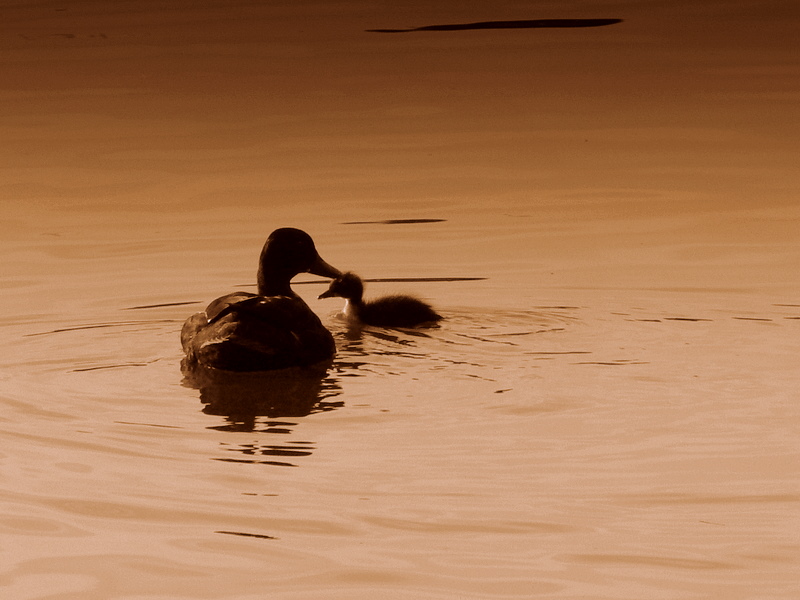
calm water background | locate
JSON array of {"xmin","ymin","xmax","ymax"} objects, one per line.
[{"xmin": 1, "ymin": 1, "xmax": 798, "ymax": 598}]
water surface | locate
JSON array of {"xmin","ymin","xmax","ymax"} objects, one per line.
[{"xmin": 1, "ymin": 1, "xmax": 798, "ymax": 598}]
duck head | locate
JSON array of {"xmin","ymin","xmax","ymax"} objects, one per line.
[
  {"xmin": 318, "ymin": 272, "xmax": 364, "ymax": 302},
  {"xmin": 257, "ymin": 228, "xmax": 342, "ymax": 296}
]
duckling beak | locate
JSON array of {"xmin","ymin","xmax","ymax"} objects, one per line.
[
  {"xmin": 307, "ymin": 254, "xmax": 342, "ymax": 280},
  {"xmin": 318, "ymin": 288, "xmax": 336, "ymax": 300}
]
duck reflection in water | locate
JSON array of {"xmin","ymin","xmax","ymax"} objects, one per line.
[
  {"xmin": 182, "ymin": 361, "xmax": 342, "ymax": 467},
  {"xmin": 182, "ymin": 361, "xmax": 343, "ymax": 432}
]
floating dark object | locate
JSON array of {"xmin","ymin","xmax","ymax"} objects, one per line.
[
  {"xmin": 663, "ymin": 317, "xmax": 713, "ymax": 322},
  {"xmin": 364, "ymin": 276, "xmax": 485, "ymax": 283},
  {"xmin": 124, "ymin": 300, "xmax": 202, "ymax": 310},
  {"xmin": 215, "ymin": 531, "xmax": 278, "ymax": 540},
  {"xmin": 341, "ymin": 219, "xmax": 446, "ymax": 225},
  {"xmin": 292, "ymin": 276, "xmax": 486, "ymax": 285},
  {"xmin": 367, "ymin": 18, "xmax": 623, "ymax": 33}
]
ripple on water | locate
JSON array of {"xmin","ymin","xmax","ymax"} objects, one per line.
[
  {"xmin": 328, "ymin": 306, "xmax": 583, "ymax": 375},
  {"xmin": 2, "ymin": 294, "xmax": 798, "ymax": 599}
]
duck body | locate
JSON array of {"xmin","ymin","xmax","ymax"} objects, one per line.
[
  {"xmin": 319, "ymin": 272, "xmax": 442, "ymax": 328},
  {"xmin": 181, "ymin": 228, "xmax": 341, "ymax": 372}
]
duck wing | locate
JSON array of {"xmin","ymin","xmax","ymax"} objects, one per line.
[
  {"xmin": 181, "ymin": 291, "xmax": 258, "ymax": 355},
  {"xmin": 204, "ymin": 291, "xmax": 260, "ymax": 323},
  {"xmin": 182, "ymin": 294, "xmax": 335, "ymax": 371}
]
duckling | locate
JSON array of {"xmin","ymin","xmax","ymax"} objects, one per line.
[
  {"xmin": 181, "ymin": 228, "xmax": 342, "ymax": 371},
  {"xmin": 319, "ymin": 272, "xmax": 442, "ymax": 328}
]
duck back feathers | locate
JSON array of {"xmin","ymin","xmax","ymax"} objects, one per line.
[{"xmin": 182, "ymin": 294, "xmax": 335, "ymax": 371}]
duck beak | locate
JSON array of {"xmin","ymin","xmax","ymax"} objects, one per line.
[
  {"xmin": 307, "ymin": 254, "xmax": 342, "ymax": 279},
  {"xmin": 318, "ymin": 289, "xmax": 335, "ymax": 299}
]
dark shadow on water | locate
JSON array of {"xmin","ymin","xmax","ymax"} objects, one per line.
[{"xmin": 367, "ymin": 18, "xmax": 623, "ymax": 33}]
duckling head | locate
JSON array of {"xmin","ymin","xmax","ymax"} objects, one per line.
[{"xmin": 318, "ymin": 272, "xmax": 365, "ymax": 302}]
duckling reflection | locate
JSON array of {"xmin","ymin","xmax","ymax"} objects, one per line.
[
  {"xmin": 182, "ymin": 360, "xmax": 343, "ymax": 433},
  {"xmin": 319, "ymin": 272, "xmax": 442, "ymax": 328}
]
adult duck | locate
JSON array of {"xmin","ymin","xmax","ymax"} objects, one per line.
[
  {"xmin": 181, "ymin": 228, "xmax": 342, "ymax": 371},
  {"xmin": 319, "ymin": 271, "xmax": 442, "ymax": 328}
]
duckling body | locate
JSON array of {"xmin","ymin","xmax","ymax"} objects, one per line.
[
  {"xmin": 319, "ymin": 272, "xmax": 442, "ymax": 328},
  {"xmin": 181, "ymin": 228, "xmax": 341, "ymax": 371}
]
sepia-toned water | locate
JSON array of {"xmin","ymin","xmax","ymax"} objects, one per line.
[{"xmin": 1, "ymin": 1, "xmax": 798, "ymax": 598}]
